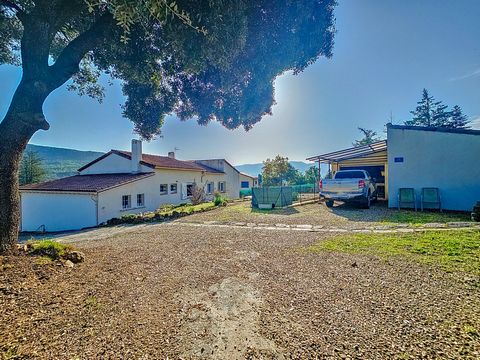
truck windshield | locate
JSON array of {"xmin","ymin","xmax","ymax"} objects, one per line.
[{"xmin": 334, "ymin": 171, "xmax": 365, "ymax": 179}]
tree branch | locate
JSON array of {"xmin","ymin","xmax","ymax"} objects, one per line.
[
  {"xmin": 48, "ymin": 12, "xmax": 115, "ymax": 90},
  {"xmin": 0, "ymin": 0, "xmax": 26, "ymax": 22}
]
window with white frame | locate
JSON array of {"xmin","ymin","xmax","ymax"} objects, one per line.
[
  {"xmin": 218, "ymin": 181, "xmax": 226, "ymax": 193},
  {"xmin": 206, "ymin": 182, "xmax": 214, "ymax": 194},
  {"xmin": 122, "ymin": 195, "xmax": 131, "ymax": 209},
  {"xmin": 160, "ymin": 184, "xmax": 168, "ymax": 195},
  {"xmin": 170, "ymin": 183, "xmax": 177, "ymax": 194},
  {"xmin": 137, "ymin": 193, "xmax": 144, "ymax": 207},
  {"xmin": 186, "ymin": 183, "xmax": 194, "ymax": 197}
]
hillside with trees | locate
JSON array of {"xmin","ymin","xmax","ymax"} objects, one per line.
[{"xmin": 25, "ymin": 145, "xmax": 104, "ymax": 180}]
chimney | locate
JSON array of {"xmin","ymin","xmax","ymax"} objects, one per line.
[
  {"xmin": 168, "ymin": 151, "xmax": 175, "ymax": 159},
  {"xmin": 131, "ymin": 139, "xmax": 142, "ymax": 173}
]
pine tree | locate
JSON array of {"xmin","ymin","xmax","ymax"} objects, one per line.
[
  {"xmin": 448, "ymin": 105, "xmax": 470, "ymax": 129},
  {"xmin": 19, "ymin": 151, "xmax": 46, "ymax": 185},
  {"xmin": 432, "ymin": 102, "xmax": 451, "ymax": 127},
  {"xmin": 406, "ymin": 89, "xmax": 439, "ymax": 127},
  {"xmin": 353, "ymin": 128, "xmax": 379, "ymax": 147}
]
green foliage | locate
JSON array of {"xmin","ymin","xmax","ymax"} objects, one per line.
[
  {"xmin": 381, "ymin": 210, "xmax": 472, "ymax": 225},
  {"xmin": 262, "ymin": 155, "xmax": 301, "ymax": 186},
  {"xmin": 213, "ymin": 192, "xmax": 227, "ymax": 206},
  {"xmin": 114, "ymin": 202, "xmax": 217, "ymax": 224},
  {"xmin": 405, "ymin": 89, "xmax": 470, "ymax": 129},
  {"xmin": 307, "ymin": 230, "xmax": 480, "ymax": 275},
  {"xmin": 353, "ymin": 127, "xmax": 380, "ymax": 147},
  {"xmin": 1, "ymin": 0, "xmax": 337, "ymax": 139},
  {"xmin": 449, "ymin": 105, "xmax": 470, "ymax": 129},
  {"xmin": 27, "ymin": 240, "xmax": 74, "ymax": 260},
  {"xmin": 305, "ymin": 166, "xmax": 319, "ymax": 183},
  {"xmin": 19, "ymin": 151, "xmax": 46, "ymax": 185}
]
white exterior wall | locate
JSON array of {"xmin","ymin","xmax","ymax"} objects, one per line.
[
  {"xmin": 194, "ymin": 160, "xmax": 241, "ymax": 199},
  {"xmin": 239, "ymin": 174, "xmax": 257, "ymax": 188},
  {"xmin": 97, "ymin": 169, "xmax": 225, "ymax": 224},
  {"xmin": 21, "ymin": 192, "xmax": 97, "ymax": 232},
  {"xmin": 387, "ymin": 127, "xmax": 480, "ymax": 211},
  {"xmin": 79, "ymin": 153, "xmax": 152, "ymax": 175}
]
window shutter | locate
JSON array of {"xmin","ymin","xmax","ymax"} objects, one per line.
[{"xmin": 181, "ymin": 183, "xmax": 188, "ymax": 200}]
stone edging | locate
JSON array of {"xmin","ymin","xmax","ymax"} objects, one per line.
[{"xmin": 171, "ymin": 220, "xmax": 480, "ymax": 234}]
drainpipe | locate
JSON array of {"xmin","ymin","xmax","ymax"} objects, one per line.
[{"xmin": 91, "ymin": 193, "xmax": 99, "ymax": 225}]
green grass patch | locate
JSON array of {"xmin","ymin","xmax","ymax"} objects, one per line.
[
  {"xmin": 157, "ymin": 202, "xmax": 216, "ymax": 217},
  {"xmin": 27, "ymin": 240, "xmax": 73, "ymax": 260},
  {"xmin": 84, "ymin": 295, "xmax": 100, "ymax": 309},
  {"xmin": 381, "ymin": 210, "xmax": 471, "ymax": 225},
  {"xmin": 307, "ymin": 230, "xmax": 480, "ymax": 275}
]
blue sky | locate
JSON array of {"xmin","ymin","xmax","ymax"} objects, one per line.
[{"xmin": 1, "ymin": 0, "xmax": 480, "ymax": 165}]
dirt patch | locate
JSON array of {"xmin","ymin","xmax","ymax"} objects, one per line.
[
  {"xmin": 2, "ymin": 224, "xmax": 479, "ymax": 358},
  {"xmin": 178, "ymin": 277, "xmax": 282, "ymax": 359}
]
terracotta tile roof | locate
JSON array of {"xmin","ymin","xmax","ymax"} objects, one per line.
[
  {"xmin": 20, "ymin": 173, "xmax": 154, "ymax": 193},
  {"xmin": 240, "ymin": 172, "xmax": 257, "ymax": 179},
  {"xmin": 112, "ymin": 150, "xmax": 224, "ymax": 173}
]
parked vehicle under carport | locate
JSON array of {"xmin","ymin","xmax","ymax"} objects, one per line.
[{"xmin": 319, "ymin": 170, "xmax": 377, "ymax": 208}]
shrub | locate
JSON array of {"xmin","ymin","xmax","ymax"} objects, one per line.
[
  {"xmin": 191, "ymin": 182, "xmax": 205, "ymax": 205},
  {"xmin": 214, "ymin": 192, "xmax": 227, "ymax": 206},
  {"xmin": 27, "ymin": 240, "xmax": 74, "ymax": 260},
  {"xmin": 120, "ymin": 214, "xmax": 143, "ymax": 224}
]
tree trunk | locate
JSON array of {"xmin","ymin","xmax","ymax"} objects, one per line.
[{"xmin": 0, "ymin": 78, "xmax": 50, "ymax": 254}]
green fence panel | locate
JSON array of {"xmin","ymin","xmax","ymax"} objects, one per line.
[
  {"xmin": 252, "ymin": 187, "xmax": 293, "ymax": 208},
  {"xmin": 239, "ymin": 189, "xmax": 252, "ymax": 197}
]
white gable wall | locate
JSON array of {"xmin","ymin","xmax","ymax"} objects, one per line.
[
  {"xmin": 387, "ymin": 127, "xmax": 480, "ymax": 211},
  {"xmin": 195, "ymin": 160, "xmax": 240, "ymax": 199},
  {"xmin": 79, "ymin": 153, "xmax": 153, "ymax": 175},
  {"xmin": 240, "ymin": 174, "xmax": 257, "ymax": 189}
]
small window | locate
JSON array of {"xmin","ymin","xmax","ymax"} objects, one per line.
[
  {"xmin": 170, "ymin": 184, "xmax": 177, "ymax": 194},
  {"xmin": 218, "ymin": 181, "xmax": 226, "ymax": 193},
  {"xmin": 241, "ymin": 181, "xmax": 250, "ymax": 188},
  {"xmin": 206, "ymin": 182, "xmax": 214, "ymax": 194},
  {"xmin": 137, "ymin": 193, "xmax": 144, "ymax": 207},
  {"xmin": 122, "ymin": 195, "xmax": 131, "ymax": 209},
  {"xmin": 160, "ymin": 184, "xmax": 168, "ymax": 195},
  {"xmin": 186, "ymin": 183, "xmax": 194, "ymax": 197}
]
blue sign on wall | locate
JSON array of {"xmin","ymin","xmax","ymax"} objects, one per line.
[{"xmin": 394, "ymin": 157, "xmax": 404, "ymax": 163}]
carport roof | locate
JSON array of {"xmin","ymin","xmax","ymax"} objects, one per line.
[
  {"xmin": 19, "ymin": 173, "xmax": 154, "ymax": 193},
  {"xmin": 306, "ymin": 140, "xmax": 387, "ymax": 163}
]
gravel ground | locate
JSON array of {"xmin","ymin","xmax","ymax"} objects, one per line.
[
  {"xmin": 179, "ymin": 201, "xmax": 471, "ymax": 229},
  {"xmin": 1, "ymin": 224, "xmax": 479, "ymax": 359}
]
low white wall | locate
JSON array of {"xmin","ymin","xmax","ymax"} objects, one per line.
[
  {"xmin": 387, "ymin": 127, "xmax": 480, "ymax": 211},
  {"xmin": 21, "ymin": 192, "xmax": 97, "ymax": 232}
]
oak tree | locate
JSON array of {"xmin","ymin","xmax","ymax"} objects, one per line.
[{"xmin": 0, "ymin": 0, "xmax": 336, "ymax": 252}]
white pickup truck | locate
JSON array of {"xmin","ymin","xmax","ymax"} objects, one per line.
[{"xmin": 319, "ymin": 170, "xmax": 377, "ymax": 208}]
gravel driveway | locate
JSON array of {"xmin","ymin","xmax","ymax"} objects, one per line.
[
  {"xmin": 179, "ymin": 201, "xmax": 472, "ymax": 229},
  {"xmin": 1, "ymin": 224, "xmax": 479, "ymax": 359}
]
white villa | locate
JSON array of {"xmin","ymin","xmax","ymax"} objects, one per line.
[{"xmin": 20, "ymin": 140, "xmax": 247, "ymax": 232}]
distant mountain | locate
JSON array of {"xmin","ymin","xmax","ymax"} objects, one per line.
[
  {"xmin": 235, "ymin": 161, "xmax": 316, "ymax": 177},
  {"xmin": 25, "ymin": 144, "xmax": 104, "ymax": 180}
]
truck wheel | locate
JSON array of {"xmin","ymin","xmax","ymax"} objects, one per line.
[
  {"xmin": 325, "ymin": 200, "xmax": 334, "ymax": 208},
  {"xmin": 363, "ymin": 194, "xmax": 371, "ymax": 209}
]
